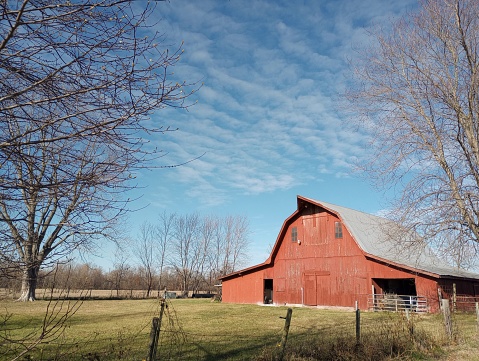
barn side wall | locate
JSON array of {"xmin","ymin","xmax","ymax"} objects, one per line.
[
  {"xmin": 222, "ymin": 266, "xmax": 272, "ymax": 304},
  {"xmin": 438, "ymin": 278, "xmax": 479, "ymax": 311},
  {"xmin": 366, "ymin": 259, "xmax": 440, "ymax": 312}
]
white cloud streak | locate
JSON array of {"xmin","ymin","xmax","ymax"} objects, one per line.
[{"xmin": 144, "ymin": 0, "xmax": 417, "ymax": 208}]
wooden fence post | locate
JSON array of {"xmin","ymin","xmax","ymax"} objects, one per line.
[
  {"xmin": 441, "ymin": 299, "xmax": 453, "ymax": 340},
  {"xmin": 147, "ymin": 299, "xmax": 166, "ymax": 361},
  {"xmin": 355, "ymin": 301, "xmax": 360, "ymax": 344},
  {"xmin": 452, "ymin": 283, "xmax": 457, "ymax": 312},
  {"xmin": 405, "ymin": 309, "xmax": 414, "ymax": 336},
  {"xmin": 475, "ymin": 302, "xmax": 479, "ymax": 333},
  {"xmin": 279, "ymin": 308, "xmax": 293, "ymax": 361},
  {"xmin": 437, "ymin": 288, "xmax": 443, "ymax": 311}
]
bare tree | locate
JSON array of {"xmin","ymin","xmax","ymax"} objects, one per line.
[
  {"xmin": 229, "ymin": 215, "xmax": 250, "ymax": 271},
  {"xmin": 0, "ymin": 0, "xmax": 193, "ymax": 151},
  {"xmin": 191, "ymin": 215, "xmax": 215, "ymax": 292},
  {"xmin": 347, "ymin": 0, "xmax": 479, "ymax": 268},
  {"xmin": 0, "ymin": 0, "xmax": 196, "ymax": 301},
  {"xmin": 133, "ymin": 222, "xmax": 156, "ymax": 297},
  {"xmin": 110, "ymin": 246, "xmax": 130, "ymax": 298},
  {"xmin": 211, "ymin": 215, "xmax": 250, "ymax": 278},
  {"xmin": 171, "ymin": 213, "xmax": 200, "ymax": 296},
  {"xmin": 169, "ymin": 213, "xmax": 250, "ymax": 294},
  {"xmin": 153, "ymin": 211, "xmax": 175, "ymax": 295}
]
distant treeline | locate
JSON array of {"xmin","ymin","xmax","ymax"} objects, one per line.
[
  {"xmin": 1, "ymin": 213, "xmax": 250, "ymax": 298},
  {"xmin": 0, "ymin": 262, "xmax": 219, "ymax": 298}
]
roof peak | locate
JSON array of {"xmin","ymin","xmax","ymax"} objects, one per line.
[{"xmin": 297, "ymin": 195, "xmax": 479, "ymax": 280}]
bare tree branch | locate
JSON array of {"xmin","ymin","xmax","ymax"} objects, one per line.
[
  {"xmin": 0, "ymin": 0, "xmax": 198, "ymax": 301},
  {"xmin": 347, "ymin": 0, "xmax": 479, "ymax": 268}
]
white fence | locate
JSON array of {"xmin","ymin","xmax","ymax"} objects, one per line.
[{"xmin": 368, "ymin": 294, "xmax": 428, "ymax": 313}]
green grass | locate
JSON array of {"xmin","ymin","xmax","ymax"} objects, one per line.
[{"xmin": 1, "ymin": 298, "xmax": 478, "ymax": 360}]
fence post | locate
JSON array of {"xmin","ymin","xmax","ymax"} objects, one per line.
[
  {"xmin": 437, "ymin": 288, "xmax": 443, "ymax": 311},
  {"xmin": 147, "ymin": 299, "xmax": 166, "ymax": 361},
  {"xmin": 452, "ymin": 283, "xmax": 457, "ymax": 312},
  {"xmin": 405, "ymin": 309, "xmax": 414, "ymax": 336},
  {"xmin": 475, "ymin": 302, "xmax": 479, "ymax": 333},
  {"xmin": 441, "ymin": 299, "xmax": 453, "ymax": 340},
  {"xmin": 355, "ymin": 300, "xmax": 360, "ymax": 344},
  {"xmin": 279, "ymin": 308, "xmax": 293, "ymax": 361}
]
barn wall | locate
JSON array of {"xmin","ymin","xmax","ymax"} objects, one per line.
[
  {"xmin": 439, "ymin": 278, "xmax": 479, "ymax": 297},
  {"xmin": 273, "ymin": 208, "xmax": 371, "ymax": 309},
  {"xmin": 417, "ymin": 277, "xmax": 441, "ymax": 312},
  {"xmin": 366, "ymin": 258, "xmax": 440, "ymax": 312},
  {"xmin": 222, "ymin": 267, "xmax": 270, "ymax": 304},
  {"xmin": 438, "ymin": 278, "xmax": 479, "ymax": 311}
]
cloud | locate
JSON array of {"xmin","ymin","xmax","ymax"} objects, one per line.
[{"xmin": 143, "ymin": 0, "xmax": 414, "ymax": 209}]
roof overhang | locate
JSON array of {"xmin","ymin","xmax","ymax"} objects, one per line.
[
  {"xmin": 218, "ymin": 262, "xmax": 270, "ymax": 281},
  {"xmin": 364, "ymin": 253, "xmax": 440, "ymax": 278}
]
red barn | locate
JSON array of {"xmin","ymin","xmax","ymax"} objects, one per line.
[{"xmin": 220, "ymin": 196, "xmax": 479, "ymax": 312}]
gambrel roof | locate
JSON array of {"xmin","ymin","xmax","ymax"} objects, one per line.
[
  {"xmin": 301, "ymin": 196, "xmax": 479, "ymax": 280},
  {"xmin": 221, "ymin": 195, "xmax": 479, "ymax": 281}
]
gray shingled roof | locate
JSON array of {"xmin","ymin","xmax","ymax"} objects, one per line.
[{"xmin": 302, "ymin": 196, "xmax": 479, "ymax": 280}]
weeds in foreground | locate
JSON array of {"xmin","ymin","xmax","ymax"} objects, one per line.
[
  {"xmin": 3, "ymin": 299, "xmax": 476, "ymax": 361},
  {"xmin": 254, "ymin": 312, "xmax": 445, "ymax": 361}
]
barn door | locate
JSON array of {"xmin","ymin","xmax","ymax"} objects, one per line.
[
  {"xmin": 304, "ymin": 274, "xmax": 317, "ymax": 305},
  {"xmin": 264, "ymin": 279, "xmax": 273, "ymax": 304},
  {"xmin": 317, "ymin": 275, "xmax": 330, "ymax": 305}
]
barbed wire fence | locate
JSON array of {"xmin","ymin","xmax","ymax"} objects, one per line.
[
  {"xmin": 142, "ymin": 300, "xmax": 292, "ymax": 361},
  {"xmin": 141, "ymin": 300, "xmax": 459, "ymax": 361},
  {"xmin": 13, "ymin": 295, "xmax": 471, "ymax": 361}
]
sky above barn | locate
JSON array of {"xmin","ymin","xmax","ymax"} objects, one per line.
[{"xmin": 92, "ymin": 0, "xmax": 418, "ymax": 270}]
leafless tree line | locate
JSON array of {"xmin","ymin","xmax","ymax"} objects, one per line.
[
  {"xmin": 0, "ymin": 213, "xmax": 249, "ymax": 298},
  {"xmin": 134, "ymin": 212, "xmax": 250, "ymax": 297},
  {"xmin": 0, "ymin": 263, "xmax": 193, "ymax": 299}
]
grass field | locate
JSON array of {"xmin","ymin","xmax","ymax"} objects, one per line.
[{"xmin": 1, "ymin": 297, "xmax": 479, "ymax": 360}]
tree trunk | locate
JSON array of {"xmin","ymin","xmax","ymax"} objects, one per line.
[
  {"xmin": 146, "ymin": 271, "xmax": 152, "ymax": 298},
  {"xmin": 18, "ymin": 266, "xmax": 39, "ymax": 301},
  {"xmin": 183, "ymin": 277, "xmax": 188, "ymax": 297}
]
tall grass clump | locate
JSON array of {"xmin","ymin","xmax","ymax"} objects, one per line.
[
  {"xmin": 254, "ymin": 312, "xmax": 445, "ymax": 361},
  {"xmin": 3, "ymin": 299, "xmax": 477, "ymax": 361}
]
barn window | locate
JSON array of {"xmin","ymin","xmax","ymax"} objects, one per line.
[
  {"xmin": 334, "ymin": 221, "xmax": 343, "ymax": 238},
  {"xmin": 291, "ymin": 227, "xmax": 297, "ymax": 242}
]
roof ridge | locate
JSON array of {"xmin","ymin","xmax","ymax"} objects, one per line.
[
  {"xmin": 299, "ymin": 195, "xmax": 479, "ymax": 279},
  {"xmin": 300, "ymin": 196, "xmax": 388, "ymax": 221}
]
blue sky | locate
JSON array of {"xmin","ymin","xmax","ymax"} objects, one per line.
[{"xmin": 92, "ymin": 0, "xmax": 418, "ymax": 270}]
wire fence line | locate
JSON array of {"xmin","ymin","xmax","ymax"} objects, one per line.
[
  {"xmin": 5, "ymin": 296, "xmax": 476, "ymax": 361},
  {"xmin": 150, "ymin": 302, "xmax": 270, "ymax": 360},
  {"xmin": 144, "ymin": 300, "xmax": 453, "ymax": 361}
]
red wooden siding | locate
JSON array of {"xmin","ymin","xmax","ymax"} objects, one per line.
[
  {"xmin": 221, "ymin": 271, "xmax": 263, "ymax": 304},
  {"xmin": 272, "ymin": 208, "xmax": 369, "ymax": 308},
  {"xmin": 223, "ymin": 206, "xmax": 375, "ymax": 308}
]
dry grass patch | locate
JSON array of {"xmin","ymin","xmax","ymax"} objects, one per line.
[{"xmin": 1, "ymin": 299, "xmax": 478, "ymax": 360}]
